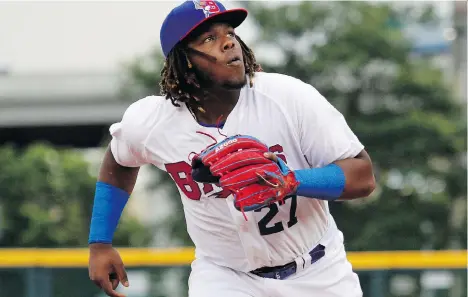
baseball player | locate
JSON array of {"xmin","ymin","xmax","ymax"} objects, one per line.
[{"xmin": 88, "ymin": 1, "xmax": 376, "ymax": 297}]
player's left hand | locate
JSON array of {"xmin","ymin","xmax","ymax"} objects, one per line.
[{"xmin": 191, "ymin": 135, "xmax": 299, "ymax": 216}]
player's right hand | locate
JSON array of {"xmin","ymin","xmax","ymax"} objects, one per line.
[{"xmin": 88, "ymin": 243, "xmax": 129, "ymax": 297}]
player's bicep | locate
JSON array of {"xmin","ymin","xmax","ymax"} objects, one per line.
[{"xmin": 99, "ymin": 145, "xmax": 140, "ymax": 194}]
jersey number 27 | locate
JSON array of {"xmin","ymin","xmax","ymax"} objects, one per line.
[{"xmin": 255, "ymin": 195, "xmax": 298, "ymax": 236}]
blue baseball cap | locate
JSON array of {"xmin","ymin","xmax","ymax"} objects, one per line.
[{"xmin": 160, "ymin": 1, "xmax": 248, "ymax": 57}]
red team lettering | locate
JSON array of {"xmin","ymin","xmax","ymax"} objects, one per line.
[
  {"xmin": 165, "ymin": 161, "xmax": 202, "ymax": 200},
  {"xmin": 165, "ymin": 144, "xmax": 286, "ymax": 200}
]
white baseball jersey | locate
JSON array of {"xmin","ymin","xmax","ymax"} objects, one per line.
[{"xmin": 110, "ymin": 72, "xmax": 364, "ymax": 272}]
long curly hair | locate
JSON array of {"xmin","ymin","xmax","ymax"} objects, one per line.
[{"xmin": 159, "ymin": 35, "xmax": 262, "ymax": 110}]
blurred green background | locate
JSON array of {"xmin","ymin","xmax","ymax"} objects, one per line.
[{"xmin": 0, "ymin": 1, "xmax": 466, "ymax": 297}]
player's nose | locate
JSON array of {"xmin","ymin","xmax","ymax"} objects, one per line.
[{"xmin": 222, "ymin": 38, "xmax": 235, "ymax": 52}]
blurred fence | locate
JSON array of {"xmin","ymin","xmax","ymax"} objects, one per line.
[{"xmin": 0, "ymin": 248, "xmax": 466, "ymax": 297}]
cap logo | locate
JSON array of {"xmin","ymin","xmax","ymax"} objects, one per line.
[{"xmin": 192, "ymin": 0, "xmax": 220, "ymax": 18}]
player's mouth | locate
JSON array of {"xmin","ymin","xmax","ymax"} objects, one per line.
[{"xmin": 226, "ymin": 56, "xmax": 242, "ymax": 66}]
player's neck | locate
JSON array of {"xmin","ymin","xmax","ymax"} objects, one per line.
[{"xmin": 193, "ymin": 88, "xmax": 241, "ymax": 125}]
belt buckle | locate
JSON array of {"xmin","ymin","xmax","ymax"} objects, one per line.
[{"xmin": 275, "ymin": 271, "xmax": 281, "ymax": 280}]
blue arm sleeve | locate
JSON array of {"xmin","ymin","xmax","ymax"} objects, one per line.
[
  {"xmin": 293, "ymin": 164, "xmax": 346, "ymax": 200},
  {"xmin": 88, "ymin": 181, "xmax": 129, "ymax": 244}
]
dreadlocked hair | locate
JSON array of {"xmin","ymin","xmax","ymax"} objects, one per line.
[{"xmin": 159, "ymin": 35, "xmax": 262, "ymax": 109}]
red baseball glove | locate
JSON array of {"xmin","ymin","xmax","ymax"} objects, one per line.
[{"xmin": 191, "ymin": 135, "xmax": 299, "ymax": 218}]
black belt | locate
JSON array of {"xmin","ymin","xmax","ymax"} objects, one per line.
[{"xmin": 250, "ymin": 244, "xmax": 325, "ymax": 280}]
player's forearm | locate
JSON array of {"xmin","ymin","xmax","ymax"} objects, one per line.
[
  {"xmin": 333, "ymin": 150, "xmax": 375, "ymax": 199},
  {"xmin": 88, "ymin": 145, "xmax": 140, "ymax": 245},
  {"xmin": 292, "ymin": 149, "xmax": 375, "ymax": 201}
]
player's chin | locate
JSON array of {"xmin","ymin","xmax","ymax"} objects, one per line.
[
  {"xmin": 221, "ymin": 78, "xmax": 246, "ymax": 90},
  {"xmin": 220, "ymin": 71, "xmax": 247, "ymax": 90}
]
